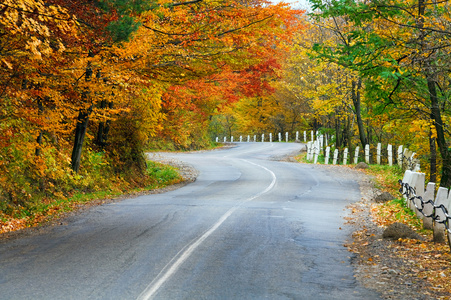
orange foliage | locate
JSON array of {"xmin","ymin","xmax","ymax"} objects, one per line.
[{"xmin": 0, "ymin": 0, "xmax": 303, "ymax": 221}]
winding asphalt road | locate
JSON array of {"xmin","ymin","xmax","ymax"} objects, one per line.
[{"xmin": 0, "ymin": 143, "xmax": 380, "ymax": 299}]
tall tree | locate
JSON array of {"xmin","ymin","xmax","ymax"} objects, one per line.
[{"xmin": 309, "ymin": 0, "xmax": 451, "ymax": 186}]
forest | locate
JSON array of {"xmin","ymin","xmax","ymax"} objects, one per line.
[
  {"xmin": 214, "ymin": 0, "xmax": 451, "ymax": 189},
  {"xmin": 1, "ymin": 0, "xmax": 451, "ymax": 227}
]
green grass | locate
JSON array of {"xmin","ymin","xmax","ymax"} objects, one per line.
[
  {"xmin": 144, "ymin": 161, "xmax": 182, "ymax": 189},
  {"xmin": 365, "ymin": 164, "xmax": 404, "ymax": 195}
]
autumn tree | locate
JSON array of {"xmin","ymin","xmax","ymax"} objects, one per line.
[
  {"xmin": 131, "ymin": 0, "xmax": 304, "ymax": 148},
  {"xmin": 0, "ymin": 0, "xmax": 304, "ymax": 219},
  {"xmin": 0, "ymin": 0, "xmax": 81, "ymax": 204},
  {"xmin": 276, "ymin": 19, "xmax": 374, "ymax": 151},
  {"xmin": 308, "ymin": 0, "xmax": 451, "ymax": 185}
]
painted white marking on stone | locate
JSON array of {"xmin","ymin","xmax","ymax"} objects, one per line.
[{"xmin": 136, "ymin": 160, "xmax": 277, "ymax": 300}]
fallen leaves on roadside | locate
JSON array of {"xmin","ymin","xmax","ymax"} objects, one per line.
[
  {"xmin": 0, "ymin": 217, "xmax": 29, "ymax": 234},
  {"xmin": 371, "ymin": 200, "xmax": 423, "ymax": 229},
  {"xmin": 384, "ymin": 237, "xmax": 451, "ymax": 297},
  {"xmin": 368, "ymin": 200, "xmax": 451, "ymax": 298}
]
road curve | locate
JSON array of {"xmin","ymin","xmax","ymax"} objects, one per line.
[{"xmin": 0, "ymin": 143, "xmax": 380, "ymax": 299}]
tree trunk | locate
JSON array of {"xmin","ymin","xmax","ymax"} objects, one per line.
[
  {"xmin": 95, "ymin": 100, "xmax": 113, "ymax": 149},
  {"xmin": 351, "ymin": 79, "xmax": 368, "ymax": 148},
  {"xmin": 429, "ymin": 129, "xmax": 437, "ymax": 183},
  {"xmin": 335, "ymin": 116, "xmax": 341, "ymax": 148},
  {"xmin": 70, "ymin": 56, "xmax": 94, "ymax": 173},
  {"xmin": 346, "ymin": 115, "xmax": 352, "ymax": 149},
  {"xmin": 428, "ymin": 78, "xmax": 451, "ymax": 187},
  {"xmin": 313, "ymin": 118, "xmax": 318, "ymax": 139},
  {"xmin": 35, "ymin": 98, "xmax": 43, "ymax": 156},
  {"xmin": 71, "ymin": 104, "xmax": 92, "ymax": 173}
]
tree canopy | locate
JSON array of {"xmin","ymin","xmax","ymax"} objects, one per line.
[{"xmin": 0, "ymin": 0, "xmax": 303, "ymax": 218}]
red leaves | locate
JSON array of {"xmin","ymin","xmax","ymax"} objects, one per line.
[
  {"xmin": 238, "ymin": 58, "xmax": 280, "ymax": 97},
  {"xmin": 0, "ymin": 0, "xmax": 304, "ymax": 224}
]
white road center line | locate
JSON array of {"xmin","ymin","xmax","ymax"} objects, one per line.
[{"xmin": 136, "ymin": 159, "xmax": 276, "ymax": 300}]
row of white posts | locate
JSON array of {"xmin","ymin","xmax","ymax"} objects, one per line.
[
  {"xmin": 401, "ymin": 170, "xmax": 451, "ymax": 245},
  {"xmin": 216, "ymin": 131, "xmax": 420, "ymax": 170},
  {"xmin": 216, "ymin": 130, "xmax": 321, "ymax": 144},
  {"xmin": 306, "ymin": 141, "xmax": 420, "ymax": 171}
]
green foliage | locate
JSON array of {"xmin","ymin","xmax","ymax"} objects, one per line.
[
  {"xmin": 385, "ymin": 197, "xmax": 424, "ymax": 230},
  {"xmin": 106, "ymin": 16, "xmax": 141, "ymax": 42},
  {"xmin": 306, "ymin": 0, "xmax": 451, "ymax": 186},
  {"xmin": 149, "ymin": 134, "xmax": 219, "ymax": 152},
  {"xmin": 106, "ymin": 112, "xmax": 148, "ymax": 176},
  {"xmin": 146, "ymin": 161, "xmax": 180, "ymax": 187},
  {"xmin": 97, "ymin": 0, "xmax": 152, "ymax": 42},
  {"xmin": 0, "ymin": 147, "xmax": 115, "ymax": 221},
  {"xmin": 74, "ymin": 150, "xmax": 115, "ymax": 193},
  {"xmin": 369, "ymin": 164, "xmax": 404, "ymax": 180},
  {"xmin": 147, "ymin": 138, "xmax": 220, "ymax": 152},
  {"xmin": 97, "ymin": 0, "xmax": 153, "ymax": 14}
]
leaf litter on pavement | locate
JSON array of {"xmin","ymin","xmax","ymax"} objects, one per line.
[{"xmin": 344, "ymin": 165, "xmax": 451, "ymax": 300}]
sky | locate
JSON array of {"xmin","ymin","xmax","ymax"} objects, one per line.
[{"xmin": 273, "ymin": 0, "xmax": 312, "ymax": 10}]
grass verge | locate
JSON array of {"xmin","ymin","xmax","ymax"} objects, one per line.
[{"xmin": 0, "ymin": 161, "xmax": 182, "ymax": 234}]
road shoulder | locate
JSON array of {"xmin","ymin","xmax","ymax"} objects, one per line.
[{"xmin": 315, "ymin": 164, "xmax": 442, "ymax": 300}]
